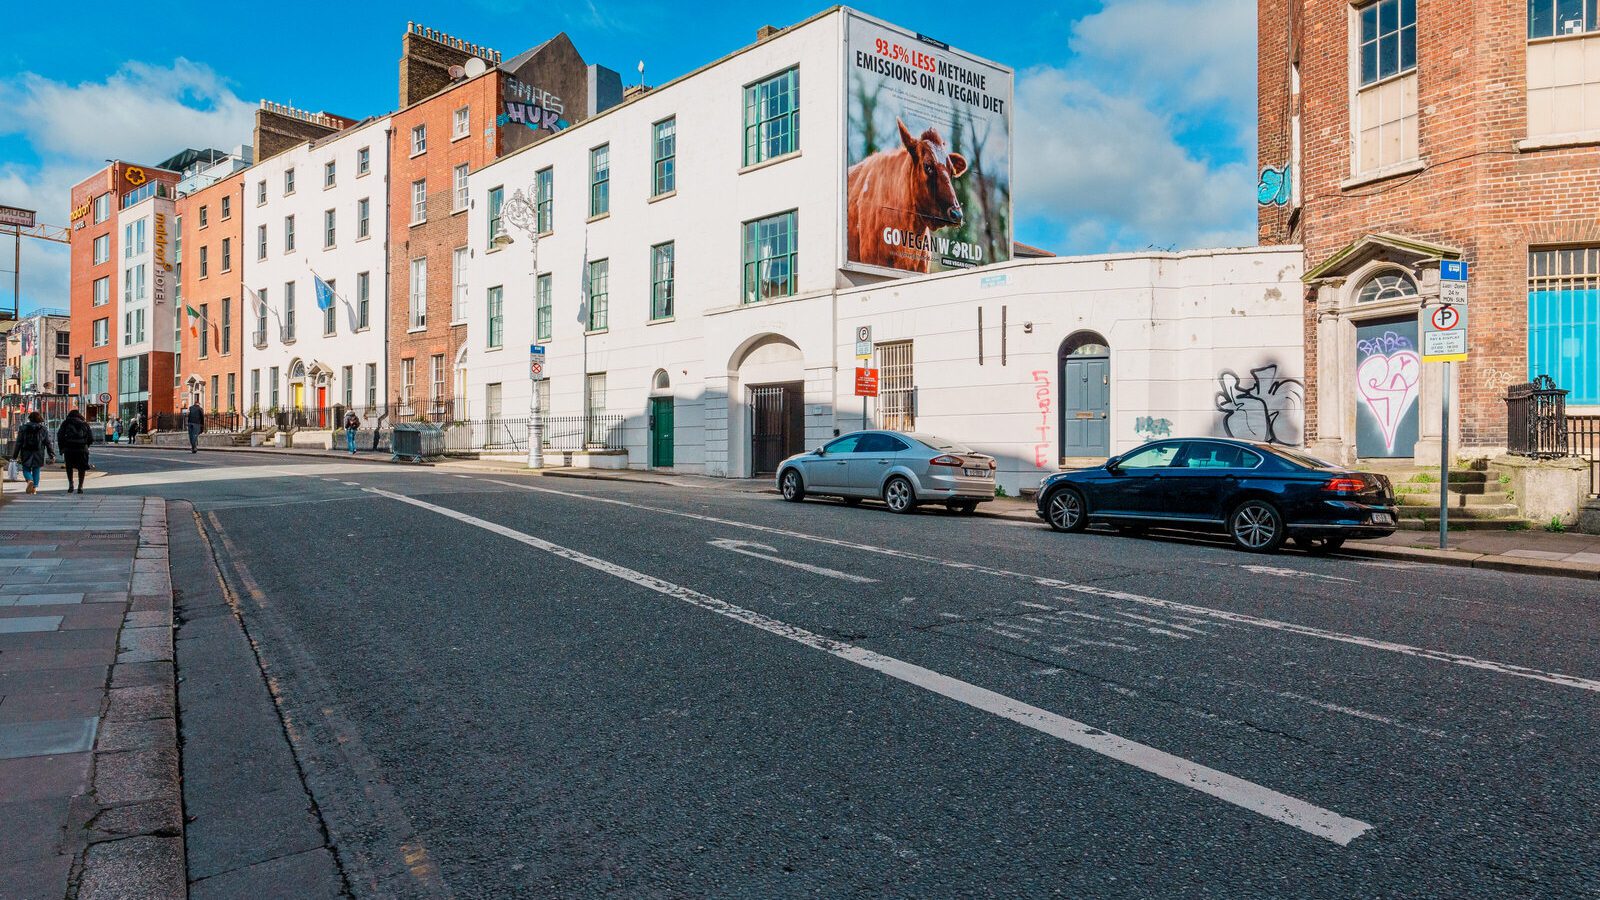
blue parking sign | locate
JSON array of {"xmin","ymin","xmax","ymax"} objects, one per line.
[{"xmin": 1440, "ymin": 260, "xmax": 1468, "ymax": 282}]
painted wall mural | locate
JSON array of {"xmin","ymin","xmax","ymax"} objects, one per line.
[
  {"xmin": 1354, "ymin": 324, "xmax": 1421, "ymax": 458},
  {"xmin": 1215, "ymin": 364, "xmax": 1304, "ymax": 446},
  {"xmin": 1257, "ymin": 164, "xmax": 1291, "ymax": 206}
]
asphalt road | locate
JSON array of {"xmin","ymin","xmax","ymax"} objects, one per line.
[{"xmin": 73, "ymin": 446, "xmax": 1600, "ymax": 897}]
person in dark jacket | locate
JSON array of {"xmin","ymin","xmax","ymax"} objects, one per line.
[
  {"xmin": 125, "ymin": 415, "xmax": 140, "ymax": 446},
  {"xmin": 11, "ymin": 412, "xmax": 56, "ymax": 495},
  {"xmin": 187, "ymin": 402, "xmax": 205, "ymax": 453},
  {"xmin": 56, "ymin": 409, "xmax": 95, "ymax": 494},
  {"xmin": 343, "ymin": 411, "xmax": 361, "ymax": 455}
]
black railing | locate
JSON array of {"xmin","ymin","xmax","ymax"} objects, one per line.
[
  {"xmin": 375, "ymin": 400, "xmax": 457, "ymax": 425},
  {"xmin": 1505, "ymin": 375, "xmax": 1569, "ymax": 459},
  {"xmin": 1570, "ymin": 415, "xmax": 1600, "ymax": 497},
  {"xmin": 438, "ymin": 414, "xmax": 626, "ymax": 455}
]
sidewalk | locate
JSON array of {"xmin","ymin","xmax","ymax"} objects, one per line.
[{"xmin": 0, "ymin": 481, "xmax": 184, "ymax": 899}]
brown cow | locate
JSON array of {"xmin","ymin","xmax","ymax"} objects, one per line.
[{"xmin": 847, "ymin": 118, "xmax": 968, "ymax": 273}]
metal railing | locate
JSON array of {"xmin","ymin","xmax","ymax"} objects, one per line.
[
  {"xmin": 1570, "ymin": 415, "xmax": 1600, "ymax": 497},
  {"xmin": 438, "ymin": 414, "xmax": 626, "ymax": 456},
  {"xmin": 154, "ymin": 412, "xmax": 243, "ymax": 433},
  {"xmin": 1505, "ymin": 376, "xmax": 1569, "ymax": 459}
]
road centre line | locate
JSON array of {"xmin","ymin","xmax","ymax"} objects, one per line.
[
  {"xmin": 482, "ymin": 479, "xmax": 1600, "ymax": 696},
  {"xmin": 709, "ymin": 538, "xmax": 877, "ymax": 584},
  {"xmin": 364, "ymin": 485, "xmax": 1372, "ymax": 846}
]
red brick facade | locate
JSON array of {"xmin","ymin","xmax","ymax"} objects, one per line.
[
  {"xmin": 1260, "ymin": 0, "xmax": 1600, "ymax": 452},
  {"xmin": 174, "ymin": 174, "xmax": 246, "ymax": 416}
]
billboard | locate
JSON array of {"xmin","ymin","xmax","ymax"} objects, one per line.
[{"xmin": 844, "ymin": 12, "xmax": 1012, "ymax": 275}]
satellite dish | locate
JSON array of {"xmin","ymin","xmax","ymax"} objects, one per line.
[
  {"xmin": 447, "ymin": 65, "xmax": 466, "ymax": 81},
  {"xmin": 463, "ymin": 57, "xmax": 488, "ymax": 77}
]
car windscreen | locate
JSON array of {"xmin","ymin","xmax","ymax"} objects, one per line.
[
  {"xmin": 908, "ymin": 434, "xmax": 973, "ymax": 454},
  {"xmin": 1260, "ymin": 445, "xmax": 1342, "ymax": 470}
]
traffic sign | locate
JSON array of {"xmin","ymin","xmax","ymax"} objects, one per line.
[
  {"xmin": 855, "ymin": 325, "xmax": 873, "ymax": 360},
  {"xmin": 529, "ymin": 344, "xmax": 546, "ymax": 379},
  {"xmin": 529, "ymin": 344, "xmax": 546, "ymax": 358},
  {"xmin": 1440, "ymin": 260, "xmax": 1468, "ymax": 282},
  {"xmin": 1421, "ymin": 302, "xmax": 1468, "ymax": 362},
  {"xmin": 530, "ymin": 360, "xmax": 544, "ymax": 378},
  {"xmin": 854, "ymin": 367, "xmax": 880, "ymax": 397},
  {"xmin": 97, "ymin": 392, "xmax": 111, "ymax": 405}
]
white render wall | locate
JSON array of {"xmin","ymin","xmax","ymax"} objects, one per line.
[
  {"xmin": 115, "ymin": 195, "xmax": 176, "ymax": 358},
  {"xmin": 243, "ymin": 117, "xmax": 390, "ymax": 414}
]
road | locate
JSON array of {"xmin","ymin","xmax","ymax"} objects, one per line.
[{"xmin": 72, "ymin": 446, "xmax": 1600, "ymax": 897}]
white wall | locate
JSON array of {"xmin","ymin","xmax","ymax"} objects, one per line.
[
  {"xmin": 244, "ymin": 117, "xmax": 390, "ymax": 415},
  {"xmin": 114, "ymin": 195, "xmax": 176, "ymax": 358}
]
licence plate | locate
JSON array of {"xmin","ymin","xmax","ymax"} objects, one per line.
[
  {"xmin": 963, "ymin": 468, "xmax": 992, "ymax": 478},
  {"xmin": 1371, "ymin": 512, "xmax": 1394, "ymax": 525}
]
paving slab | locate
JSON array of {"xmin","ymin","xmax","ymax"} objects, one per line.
[
  {"xmin": 0, "ymin": 616, "xmax": 63, "ymax": 634},
  {"xmin": 0, "ymin": 717, "xmax": 100, "ymax": 759}
]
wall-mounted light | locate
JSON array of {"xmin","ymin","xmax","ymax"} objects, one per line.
[{"xmin": 1023, "ymin": 322, "xmax": 1034, "ymax": 334}]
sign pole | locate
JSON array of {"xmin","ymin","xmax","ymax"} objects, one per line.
[
  {"xmin": 1439, "ymin": 360, "xmax": 1450, "ymax": 549},
  {"xmin": 528, "ymin": 344, "xmax": 545, "ymax": 469}
]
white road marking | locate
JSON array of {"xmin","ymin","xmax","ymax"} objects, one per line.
[
  {"xmin": 365, "ymin": 485, "xmax": 1374, "ymax": 846},
  {"xmin": 708, "ymin": 538, "xmax": 878, "ymax": 584},
  {"xmin": 1215, "ymin": 562, "xmax": 1357, "ymax": 584},
  {"xmin": 481, "ymin": 478, "xmax": 1600, "ymax": 696},
  {"xmin": 342, "ymin": 481, "xmax": 361, "ymax": 486},
  {"xmin": 1214, "ymin": 678, "xmax": 1449, "ymax": 739}
]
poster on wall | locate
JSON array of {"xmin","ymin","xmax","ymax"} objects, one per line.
[{"xmin": 844, "ymin": 12, "xmax": 1012, "ymax": 275}]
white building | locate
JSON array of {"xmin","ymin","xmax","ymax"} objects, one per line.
[
  {"xmin": 244, "ymin": 116, "xmax": 390, "ymax": 424},
  {"xmin": 458, "ymin": 8, "xmax": 1306, "ymax": 492},
  {"xmin": 114, "ymin": 188, "xmax": 178, "ymax": 420}
]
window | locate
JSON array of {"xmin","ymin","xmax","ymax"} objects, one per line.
[
  {"xmin": 1527, "ymin": 3, "xmax": 1600, "ymax": 137},
  {"xmin": 132, "ymin": 308, "xmax": 145, "ymax": 343},
  {"xmin": 453, "ymin": 106, "xmax": 470, "ymax": 139},
  {"xmin": 324, "ymin": 160, "xmax": 336, "ymax": 188},
  {"xmin": 411, "ymin": 179, "xmax": 427, "ymax": 224},
  {"xmin": 535, "ymin": 167, "xmax": 553, "ymax": 233},
  {"xmin": 430, "ymin": 354, "xmax": 445, "ymax": 407},
  {"xmin": 651, "ymin": 242, "xmax": 675, "ymax": 319},
  {"xmin": 357, "ymin": 198, "xmax": 370, "ymax": 239},
  {"xmin": 342, "ymin": 366, "xmax": 353, "ymax": 408},
  {"xmin": 1529, "ymin": 247, "xmax": 1600, "ymax": 403},
  {"xmin": 284, "ymin": 215, "xmax": 296, "ymax": 252},
  {"xmin": 198, "ymin": 303, "xmax": 209, "ymax": 358},
  {"xmin": 744, "ymin": 67, "xmax": 799, "ymax": 166},
  {"xmin": 324, "ymin": 209, "xmax": 337, "ymax": 248},
  {"xmin": 93, "ymin": 276, "xmax": 109, "ymax": 306},
  {"xmin": 211, "ymin": 375, "xmax": 219, "ymax": 412},
  {"xmin": 589, "ymin": 145, "xmax": 610, "ymax": 217},
  {"xmin": 135, "ymin": 264, "xmax": 145, "ymax": 300},
  {"xmin": 356, "ymin": 271, "xmax": 370, "ymax": 330},
  {"xmin": 411, "ymin": 124, "xmax": 427, "ymax": 155},
  {"xmin": 257, "ymin": 180, "xmax": 267, "ymax": 205},
  {"xmin": 227, "ymin": 373, "xmax": 236, "ymax": 411},
  {"xmin": 365, "ymin": 363, "xmax": 377, "ymax": 409},
  {"xmin": 124, "ymin": 219, "xmax": 145, "ymax": 256},
  {"xmin": 221, "ymin": 300, "xmax": 231, "ymax": 354},
  {"xmin": 357, "ymin": 146, "xmax": 370, "ymax": 176},
  {"xmin": 452, "ymin": 247, "xmax": 468, "ymax": 322},
  {"xmin": 54, "ymin": 330, "xmax": 69, "ymax": 357},
  {"xmin": 1356, "ymin": 272, "xmax": 1419, "ymax": 303},
  {"xmin": 199, "ymin": 245, "xmax": 209, "ymax": 278},
  {"xmin": 1530, "ymin": 0, "xmax": 1599, "ymax": 38},
  {"xmin": 586, "ymin": 259, "xmax": 609, "ymax": 331},
  {"xmin": 742, "ymin": 210, "xmax": 798, "ymax": 303},
  {"xmin": 487, "ymin": 285, "xmax": 504, "ymax": 348},
  {"xmin": 283, "ymin": 280, "xmax": 296, "ymax": 341},
  {"xmin": 254, "ymin": 288, "xmax": 269, "ymax": 346},
  {"xmin": 92, "ymin": 317, "xmax": 109, "ymax": 347},
  {"xmin": 221, "ymin": 196, "xmax": 231, "ymax": 220},
  {"xmin": 270, "ymin": 366, "xmax": 279, "ymax": 409},
  {"xmin": 453, "ymin": 164, "xmax": 470, "ymax": 212},
  {"xmin": 221, "ymin": 237, "xmax": 231, "ymax": 272},
  {"xmin": 536, "ymin": 274, "xmax": 552, "ymax": 341},
  {"xmin": 284, "ymin": 168, "xmax": 295, "ymax": 195},
  {"xmin": 93, "ymin": 193, "xmax": 110, "ymax": 223},
  {"xmin": 199, "ymin": 205, "xmax": 211, "ymax": 229},
  {"xmin": 400, "ymin": 358, "xmax": 415, "ymax": 404},
  {"xmin": 87, "ymin": 361, "xmax": 108, "ymax": 399},
  {"xmin": 1182, "ymin": 442, "xmax": 1264, "ymax": 470},
  {"xmin": 409, "ymin": 258, "xmax": 427, "ymax": 329},
  {"xmin": 1118, "ymin": 443, "xmax": 1182, "ymax": 470},
  {"xmin": 54, "ymin": 371, "xmax": 68, "ymax": 394},
  {"xmin": 487, "ymin": 186, "xmax": 504, "ymax": 246},
  {"xmin": 251, "ymin": 369, "xmax": 260, "ymax": 410},
  {"xmin": 1353, "ymin": 0, "xmax": 1419, "ymax": 174},
  {"xmin": 486, "ymin": 383, "xmax": 503, "ymax": 420},
  {"xmin": 652, "ymin": 118, "xmax": 676, "ymax": 195},
  {"xmin": 257, "ymin": 224, "xmax": 267, "ymax": 260},
  {"xmin": 323, "ymin": 279, "xmax": 337, "ymax": 336},
  {"xmin": 877, "ymin": 340, "xmax": 915, "ymax": 431},
  {"xmin": 93, "ymin": 234, "xmax": 109, "ymax": 265},
  {"xmin": 585, "ymin": 373, "xmax": 607, "ymax": 443}
]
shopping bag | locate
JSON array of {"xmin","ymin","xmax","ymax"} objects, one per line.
[{"xmin": 5, "ymin": 460, "xmax": 18, "ymax": 482}]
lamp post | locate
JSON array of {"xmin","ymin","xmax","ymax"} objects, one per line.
[{"xmin": 496, "ymin": 187, "xmax": 543, "ymax": 468}]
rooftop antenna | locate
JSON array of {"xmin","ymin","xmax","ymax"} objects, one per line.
[{"xmin": 637, "ymin": 60, "xmax": 645, "ymax": 87}]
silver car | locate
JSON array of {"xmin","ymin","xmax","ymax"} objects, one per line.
[{"xmin": 776, "ymin": 431, "xmax": 997, "ymax": 514}]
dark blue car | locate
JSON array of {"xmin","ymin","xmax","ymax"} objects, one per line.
[{"xmin": 1033, "ymin": 438, "xmax": 1398, "ymax": 553}]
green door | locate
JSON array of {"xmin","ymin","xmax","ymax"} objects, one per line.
[{"xmin": 650, "ymin": 397, "xmax": 674, "ymax": 467}]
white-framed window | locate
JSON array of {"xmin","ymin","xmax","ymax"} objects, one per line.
[
  {"xmin": 411, "ymin": 124, "xmax": 427, "ymax": 156},
  {"xmin": 93, "ymin": 276, "xmax": 109, "ymax": 306},
  {"xmin": 284, "ymin": 168, "xmax": 295, "ymax": 195},
  {"xmin": 324, "ymin": 209, "xmax": 337, "ymax": 248},
  {"xmin": 221, "ymin": 196, "xmax": 231, "ymax": 220},
  {"xmin": 586, "ymin": 259, "xmax": 609, "ymax": 331},
  {"xmin": 653, "ymin": 117, "xmax": 676, "ymax": 196},
  {"xmin": 451, "ymin": 247, "xmax": 468, "ymax": 322},
  {"xmin": 430, "ymin": 353, "xmax": 445, "ymax": 406},
  {"xmin": 284, "ymin": 215, "xmax": 296, "ymax": 252},
  {"xmin": 356, "ymin": 271, "xmax": 370, "ymax": 330},
  {"xmin": 409, "ymin": 257, "xmax": 427, "ymax": 329},
  {"xmin": 486, "ymin": 285, "xmax": 504, "ymax": 348},
  {"xmin": 365, "ymin": 362, "xmax": 377, "ymax": 409},
  {"xmin": 251, "ymin": 369, "xmax": 261, "ymax": 411},
  {"xmin": 198, "ymin": 205, "xmax": 208, "ymax": 228},
  {"xmin": 1527, "ymin": 3, "xmax": 1600, "ymax": 138},
  {"xmin": 357, "ymin": 146, "xmax": 371, "ymax": 176},
  {"xmin": 585, "ymin": 373, "xmax": 607, "ymax": 443},
  {"xmin": 283, "ymin": 280, "xmax": 296, "ymax": 341},
  {"xmin": 411, "ymin": 179, "xmax": 427, "ymax": 224},
  {"xmin": 324, "ymin": 159, "xmax": 336, "ymax": 188},
  {"xmin": 536, "ymin": 273, "xmax": 552, "ymax": 341},
  {"xmin": 486, "ymin": 382, "xmax": 503, "ymax": 419},
  {"xmin": 400, "ymin": 357, "xmax": 415, "ymax": 404},
  {"xmin": 453, "ymin": 164, "xmax": 469, "ymax": 212},
  {"xmin": 535, "ymin": 167, "xmax": 553, "ymax": 233},
  {"xmin": 254, "ymin": 288, "xmax": 269, "ymax": 346},
  {"xmin": 257, "ymin": 180, "xmax": 267, "ymax": 205},
  {"xmin": 132, "ymin": 308, "xmax": 145, "ymax": 343},
  {"xmin": 134, "ymin": 264, "xmax": 146, "ymax": 299},
  {"xmin": 93, "ymin": 192, "xmax": 110, "ymax": 223},
  {"xmin": 92, "ymin": 317, "xmax": 109, "ymax": 347},
  {"xmin": 227, "ymin": 373, "xmax": 236, "ymax": 411},
  {"xmin": 323, "ymin": 278, "xmax": 337, "ymax": 336},
  {"xmin": 742, "ymin": 210, "xmax": 798, "ymax": 303},
  {"xmin": 743, "ymin": 67, "xmax": 799, "ymax": 166},
  {"xmin": 589, "ymin": 144, "xmax": 610, "ymax": 217},
  {"xmin": 357, "ymin": 198, "xmax": 370, "ymax": 239},
  {"xmin": 487, "ymin": 186, "xmax": 504, "ymax": 246},
  {"xmin": 199, "ymin": 245, "xmax": 209, "ymax": 278},
  {"xmin": 342, "ymin": 365, "xmax": 353, "ymax": 408},
  {"xmin": 257, "ymin": 223, "xmax": 267, "ymax": 259},
  {"xmin": 93, "ymin": 233, "xmax": 109, "ymax": 264},
  {"xmin": 269, "ymin": 366, "xmax": 280, "ymax": 409},
  {"xmin": 651, "ymin": 241, "xmax": 674, "ymax": 320},
  {"xmin": 221, "ymin": 237, "xmax": 231, "ymax": 272},
  {"xmin": 453, "ymin": 106, "xmax": 470, "ymax": 139},
  {"xmin": 1352, "ymin": 0, "xmax": 1419, "ymax": 176},
  {"xmin": 221, "ymin": 299, "xmax": 231, "ymax": 353},
  {"xmin": 198, "ymin": 303, "xmax": 209, "ymax": 358}
]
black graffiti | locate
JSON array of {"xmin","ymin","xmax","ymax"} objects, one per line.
[{"xmin": 1215, "ymin": 364, "xmax": 1304, "ymax": 446}]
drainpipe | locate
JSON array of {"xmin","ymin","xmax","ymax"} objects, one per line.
[{"xmin": 379, "ymin": 124, "xmax": 394, "ymax": 451}]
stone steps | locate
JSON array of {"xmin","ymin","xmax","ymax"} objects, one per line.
[
  {"xmin": 1393, "ymin": 489, "xmax": 1513, "ymax": 506},
  {"xmin": 1395, "ymin": 518, "xmax": 1532, "ymax": 532},
  {"xmin": 1396, "ymin": 502, "xmax": 1521, "ymax": 519}
]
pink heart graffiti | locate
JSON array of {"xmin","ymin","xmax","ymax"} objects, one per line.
[{"xmin": 1357, "ymin": 350, "xmax": 1421, "ymax": 453}]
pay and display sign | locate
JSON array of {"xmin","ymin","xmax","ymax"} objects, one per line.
[{"xmin": 1422, "ymin": 262, "xmax": 1468, "ymax": 362}]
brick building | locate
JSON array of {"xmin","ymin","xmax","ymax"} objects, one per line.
[
  {"xmin": 1259, "ymin": 0, "xmax": 1600, "ymax": 464},
  {"xmin": 175, "ymin": 173, "xmax": 247, "ymax": 417}
]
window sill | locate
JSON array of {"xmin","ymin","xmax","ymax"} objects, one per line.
[
  {"xmin": 451, "ymin": 132, "xmax": 469, "ymax": 143},
  {"xmin": 1340, "ymin": 158, "xmax": 1426, "ymax": 190},
  {"xmin": 485, "ymin": 245, "xmax": 505, "ymax": 254},
  {"xmin": 648, "ymin": 316, "xmax": 675, "ymax": 325},
  {"xmin": 357, "ymin": 171, "xmax": 370, "ymax": 178},
  {"xmin": 484, "ymin": 345, "xmax": 503, "ymax": 353},
  {"xmin": 585, "ymin": 328, "xmax": 609, "ymax": 336},
  {"xmin": 739, "ymin": 150, "xmax": 801, "ymax": 175},
  {"xmin": 450, "ymin": 319, "xmax": 467, "ymax": 327},
  {"xmin": 1517, "ymin": 130, "xmax": 1600, "ymax": 152},
  {"xmin": 356, "ymin": 235, "xmax": 370, "ymax": 242},
  {"xmin": 409, "ymin": 219, "xmax": 427, "ymax": 228},
  {"xmin": 409, "ymin": 150, "xmax": 426, "ymax": 159},
  {"xmin": 323, "ymin": 184, "xmax": 335, "ymax": 191},
  {"xmin": 451, "ymin": 206, "xmax": 467, "ymax": 216},
  {"xmin": 407, "ymin": 325, "xmax": 428, "ymax": 334},
  {"xmin": 586, "ymin": 212, "xmax": 610, "ymax": 224},
  {"xmin": 648, "ymin": 190, "xmax": 677, "ymax": 204}
]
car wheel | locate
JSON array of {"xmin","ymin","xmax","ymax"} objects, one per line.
[
  {"xmin": 779, "ymin": 469, "xmax": 805, "ymax": 503},
  {"xmin": 841, "ymin": 497, "xmax": 862, "ymax": 507},
  {"xmin": 945, "ymin": 499, "xmax": 978, "ymax": 514},
  {"xmin": 1293, "ymin": 535, "xmax": 1345, "ymax": 555},
  {"xmin": 1045, "ymin": 488, "xmax": 1088, "ymax": 533},
  {"xmin": 1229, "ymin": 500, "xmax": 1287, "ymax": 553},
  {"xmin": 883, "ymin": 476, "xmax": 917, "ymax": 514}
]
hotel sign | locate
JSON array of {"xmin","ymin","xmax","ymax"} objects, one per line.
[{"xmin": 0, "ymin": 205, "xmax": 35, "ymax": 228}]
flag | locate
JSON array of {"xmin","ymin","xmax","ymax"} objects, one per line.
[
  {"xmin": 246, "ymin": 285, "xmax": 269, "ymax": 319},
  {"xmin": 185, "ymin": 305, "xmax": 200, "ymax": 338},
  {"xmin": 576, "ymin": 232, "xmax": 589, "ymax": 328},
  {"xmin": 314, "ymin": 274, "xmax": 335, "ymax": 311}
]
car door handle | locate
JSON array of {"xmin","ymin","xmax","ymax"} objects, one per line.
[{"xmin": 876, "ymin": 460, "xmax": 888, "ymax": 465}]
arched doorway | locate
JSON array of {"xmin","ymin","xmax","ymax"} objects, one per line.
[
  {"xmin": 1059, "ymin": 331, "xmax": 1110, "ymax": 459},
  {"xmin": 730, "ymin": 334, "xmax": 805, "ymax": 477},
  {"xmin": 649, "ymin": 369, "xmax": 674, "ymax": 468},
  {"xmin": 1351, "ymin": 270, "xmax": 1421, "ymax": 459}
]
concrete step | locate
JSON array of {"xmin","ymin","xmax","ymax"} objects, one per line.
[
  {"xmin": 1396, "ymin": 502, "xmax": 1521, "ymax": 519},
  {"xmin": 1391, "ymin": 489, "xmax": 1513, "ymax": 506},
  {"xmin": 1396, "ymin": 518, "xmax": 1532, "ymax": 532}
]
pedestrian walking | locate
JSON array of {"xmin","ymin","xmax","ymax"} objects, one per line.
[
  {"xmin": 10, "ymin": 412, "xmax": 57, "ymax": 495},
  {"xmin": 187, "ymin": 401, "xmax": 206, "ymax": 453},
  {"xmin": 106, "ymin": 417, "xmax": 118, "ymax": 444},
  {"xmin": 127, "ymin": 414, "xmax": 141, "ymax": 446},
  {"xmin": 343, "ymin": 410, "xmax": 361, "ymax": 455},
  {"xmin": 56, "ymin": 409, "xmax": 95, "ymax": 494}
]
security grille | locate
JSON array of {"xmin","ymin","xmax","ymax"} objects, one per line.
[
  {"xmin": 876, "ymin": 340, "xmax": 914, "ymax": 431},
  {"xmin": 1529, "ymin": 247, "xmax": 1600, "ymax": 291}
]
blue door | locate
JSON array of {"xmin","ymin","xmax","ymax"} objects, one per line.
[
  {"xmin": 1355, "ymin": 318, "xmax": 1421, "ymax": 458},
  {"xmin": 1061, "ymin": 356, "xmax": 1110, "ymax": 458}
]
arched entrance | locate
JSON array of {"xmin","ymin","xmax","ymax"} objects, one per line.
[
  {"xmin": 649, "ymin": 369, "xmax": 674, "ymax": 468},
  {"xmin": 1059, "ymin": 331, "xmax": 1110, "ymax": 459},
  {"xmin": 730, "ymin": 334, "xmax": 805, "ymax": 477}
]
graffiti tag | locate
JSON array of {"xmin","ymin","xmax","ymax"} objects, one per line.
[
  {"xmin": 1134, "ymin": 416, "xmax": 1172, "ymax": 440},
  {"xmin": 1215, "ymin": 364, "xmax": 1304, "ymax": 446},
  {"xmin": 1031, "ymin": 369, "xmax": 1052, "ymax": 468},
  {"xmin": 1356, "ymin": 332, "xmax": 1421, "ymax": 454},
  {"xmin": 1257, "ymin": 165, "xmax": 1291, "ymax": 206}
]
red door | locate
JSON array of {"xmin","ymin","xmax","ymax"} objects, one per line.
[{"xmin": 316, "ymin": 386, "xmax": 328, "ymax": 427}]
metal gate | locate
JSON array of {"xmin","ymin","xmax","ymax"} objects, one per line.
[
  {"xmin": 750, "ymin": 383, "xmax": 803, "ymax": 477},
  {"xmin": 876, "ymin": 340, "xmax": 915, "ymax": 431}
]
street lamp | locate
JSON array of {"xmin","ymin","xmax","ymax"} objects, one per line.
[{"xmin": 496, "ymin": 189, "xmax": 543, "ymax": 469}]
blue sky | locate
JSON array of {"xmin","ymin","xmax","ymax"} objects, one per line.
[{"xmin": 0, "ymin": 0, "xmax": 1256, "ymax": 315}]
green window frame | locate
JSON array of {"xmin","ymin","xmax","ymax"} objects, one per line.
[
  {"xmin": 742, "ymin": 211, "xmax": 797, "ymax": 304},
  {"xmin": 652, "ymin": 118, "xmax": 676, "ymax": 196},
  {"xmin": 651, "ymin": 242, "xmax": 675, "ymax": 320},
  {"xmin": 487, "ymin": 186, "xmax": 504, "ymax": 248},
  {"xmin": 589, "ymin": 146, "xmax": 610, "ymax": 217},
  {"xmin": 535, "ymin": 167, "xmax": 553, "ymax": 233},
  {"xmin": 536, "ymin": 274, "xmax": 552, "ymax": 341},
  {"xmin": 743, "ymin": 67, "xmax": 799, "ymax": 166},
  {"xmin": 487, "ymin": 285, "xmax": 504, "ymax": 348},
  {"xmin": 587, "ymin": 259, "xmax": 609, "ymax": 331}
]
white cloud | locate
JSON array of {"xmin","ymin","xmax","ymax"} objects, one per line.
[
  {"xmin": 1068, "ymin": 0, "xmax": 1257, "ymax": 123},
  {"xmin": 0, "ymin": 59, "xmax": 253, "ymax": 314}
]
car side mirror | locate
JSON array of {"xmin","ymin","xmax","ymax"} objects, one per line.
[
  {"xmin": 1104, "ymin": 456, "xmax": 1120, "ymax": 473},
  {"xmin": 813, "ymin": 447, "xmax": 826, "ymax": 456}
]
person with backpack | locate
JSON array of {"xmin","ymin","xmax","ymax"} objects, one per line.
[
  {"xmin": 56, "ymin": 409, "xmax": 95, "ymax": 494},
  {"xmin": 11, "ymin": 411, "xmax": 56, "ymax": 495},
  {"xmin": 187, "ymin": 401, "xmax": 206, "ymax": 453},
  {"xmin": 126, "ymin": 414, "xmax": 141, "ymax": 446},
  {"xmin": 343, "ymin": 410, "xmax": 361, "ymax": 455}
]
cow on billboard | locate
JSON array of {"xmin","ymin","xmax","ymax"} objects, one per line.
[{"xmin": 847, "ymin": 119, "xmax": 969, "ymax": 273}]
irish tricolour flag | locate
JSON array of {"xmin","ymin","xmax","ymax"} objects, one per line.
[{"xmin": 185, "ymin": 305, "xmax": 201, "ymax": 337}]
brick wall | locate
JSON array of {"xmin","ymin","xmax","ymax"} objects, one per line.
[
  {"xmin": 175, "ymin": 175, "xmax": 246, "ymax": 415},
  {"xmin": 69, "ymin": 167, "xmax": 118, "ymax": 417},
  {"xmin": 254, "ymin": 109, "xmax": 345, "ymax": 164}
]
